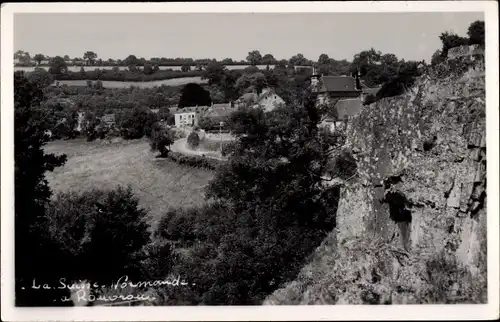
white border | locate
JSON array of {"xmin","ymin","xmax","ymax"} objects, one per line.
[{"xmin": 1, "ymin": 2, "xmax": 499, "ymax": 321}]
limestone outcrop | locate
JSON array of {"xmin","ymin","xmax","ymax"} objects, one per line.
[{"xmin": 265, "ymin": 46, "xmax": 487, "ymax": 305}]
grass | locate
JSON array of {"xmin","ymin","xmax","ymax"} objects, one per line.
[
  {"xmin": 44, "ymin": 138, "xmax": 214, "ymax": 227},
  {"xmin": 55, "ymin": 77, "xmax": 207, "ymax": 88}
]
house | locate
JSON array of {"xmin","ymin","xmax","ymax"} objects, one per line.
[
  {"xmin": 320, "ymin": 98, "xmax": 363, "ymax": 133},
  {"xmin": 234, "ymin": 88, "xmax": 285, "ymax": 112},
  {"xmin": 311, "ymin": 73, "xmax": 362, "ymax": 106},
  {"xmin": 174, "ymin": 107, "xmax": 199, "ymax": 128}
]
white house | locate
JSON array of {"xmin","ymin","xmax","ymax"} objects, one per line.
[{"xmin": 174, "ymin": 107, "xmax": 199, "ymax": 128}]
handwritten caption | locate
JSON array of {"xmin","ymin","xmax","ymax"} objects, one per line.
[{"xmin": 23, "ymin": 275, "xmax": 193, "ymax": 305}]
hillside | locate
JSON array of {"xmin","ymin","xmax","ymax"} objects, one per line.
[{"xmin": 265, "ymin": 45, "xmax": 487, "ymax": 304}]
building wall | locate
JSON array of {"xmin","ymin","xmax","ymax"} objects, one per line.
[
  {"xmin": 258, "ymin": 94, "xmax": 285, "ymax": 112},
  {"xmin": 175, "ymin": 112, "xmax": 199, "ymax": 128}
]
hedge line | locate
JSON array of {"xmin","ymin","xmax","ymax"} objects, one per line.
[{"xmin": 166, "ymin": 151, "xmax": 224, "ymax": 171}]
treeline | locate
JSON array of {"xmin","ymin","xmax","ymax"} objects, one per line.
[{"xmin": 55, "ymin": 68, "xmax": 205, "ymax": 82}]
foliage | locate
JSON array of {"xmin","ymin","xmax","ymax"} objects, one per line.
[
  {"xmin": 187, "ymin": 131, "xmax": 201, "ymax": 149},
  {"xmin": 83, "ymin": 51, "xmax": 98, "ymax": 65},
  {"xmin": 166, "ymin": 151, "xmax": 223, "ymax": 170},
  {"xmin": 48, "ymin": 56, "xmax": 68, "ymax": 75},
  {"xmin": 439, "ymin": 32, "xmax": 469, "ymax": 58},
  {"xmin": 53, "ymin": 68, "xmax": 204, "ymax": 82},
  {"xmin": 156, "ymin": 85, "xmax": 344, "ymax": 305},
  {"xmin": 326, "ymin": 149, "xmax": 358, "ymax": 180},
  {"xmin": 14, "ymin": 71, "xmax": 69, "ymax": 306},
  {"xmin": 181, "ymin": 64, "xmax": 192, "ymax": 72},
  {"xmin": 44, "ymin": 186, "xmax": 150, "ymax": 285},
  {"xmin": 33, "ymin": 53, "xmax": 45, "ymax": 65},
  {"xmin": 118, "ymin": 106, "xmax": 159, "ymax": 139},
  {"xmin": 27, "ymin": 68, "xmax": 54, "ymax": 88},
  {"xmin": 202, "ymin": 62, "xmax": 227, "ymax": 86},
  {"xmin": 467, "ymin": 20, "xmax": 485, "ymax": 46},
  {"xmin": 149, "ymin": 122, "xmax": 175, "ymax": 157},
  {"xmin": 178, "ymin": 83, "xmax": 212, "ymax": 108},
  {"xmin": 246, "ymin": 50, "xmax": 263, "ymax": 66},
  {"xmin": 235, "ymin": 72, "xmax": 268, "ymax": 95}
]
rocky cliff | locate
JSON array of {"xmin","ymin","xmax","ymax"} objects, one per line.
[{"xmin": 265, "ymin": 45, "xmax": 487, "ymax": 305}]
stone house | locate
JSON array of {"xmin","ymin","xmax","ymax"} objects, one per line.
[
  {"xmin": 234, "ymin": 87, "xmax": 285, "ymax": 112},
  {"xmin": 174, "ymin": 107, "xmax": 199, "ymax": 128}
]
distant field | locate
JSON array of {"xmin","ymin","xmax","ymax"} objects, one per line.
[
  {"xmin": 53, "ymin": 77, "xmax": 207, "ymax": 88},
  {"xmin": 44, "ymin": 138, "xmax": 214, "ymax": 226}
]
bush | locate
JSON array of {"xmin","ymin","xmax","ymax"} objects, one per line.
[
  {"xmin": 327, "ymin": 150, "xmax": 358, "ymax": 180},
  {"xmin": 166, "ymin": 151, "xmax": 222, "ymax": 170},
  {"xmin": 187, "ymin": 131, "xmax": 200, "ymax": 149},
  {"xmin": 44, "ymin": 186, "xmax": 150, "ymax": 284}
]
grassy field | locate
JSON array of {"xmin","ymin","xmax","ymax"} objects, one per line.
[
  {"xmin": 54, "ymin": 77, "xmax": 207, "ymax": 88},
  {"xmin": 44, "ymin": 138, "xmax": 214, "ymax": 226}
]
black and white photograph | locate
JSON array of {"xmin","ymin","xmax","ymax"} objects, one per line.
[{"xmin": 1, "ymin": 2, "xmax": 499, "ymax": 321}]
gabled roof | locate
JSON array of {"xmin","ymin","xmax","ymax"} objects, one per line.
[
  {"xmin": 319, "ymin": 76, "xmax": 360, "ymax": 93},
  {"xmin": 202, "ymin": 107, "xmax": 234, "ymax": 119}
]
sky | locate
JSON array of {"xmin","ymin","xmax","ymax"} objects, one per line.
[{"xmin": 14, "ymin": 12, "xmax": 484, "ymax": 63}]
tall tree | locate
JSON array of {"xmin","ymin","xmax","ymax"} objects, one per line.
[
  {"xmin": 48, "ymin": 56, "xmax": 68, "ymax": 75},
  {"xmin": 178, "ymin": 83, "xmax": 212, "ymax": 108},
  {"xmin": 261, "ymin": 54, "xmax": 276, "ymax": 65},
  {"xmin": 14, "ymin": 71, "xmax": 70, "ymax": 306},
  {"xmin": 83, "ymin": 51, "xmax": 98, "ymax": 66},
  {"xmin": 246, "ymin": 50, "xmax": 263, "ymax": 66},
  {"xmin": 202, "ymin": 62, "xmax": 227, "ymax": 86},
  {"xmin": 318, "ymin": 54, "xmax": 330, "ymax": 65},
  {"xmin": 467, "ymin": 20, "xmax": 485, "ymax": 46},
  {"xmin": 33, "ymin": 54, "xmax": 45, "ymax": 66}
]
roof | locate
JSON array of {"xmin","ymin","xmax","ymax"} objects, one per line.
[
  {"xmin": 174, "ymin": 106, "xmax": 207, "ymax": 114},
  {"xmin": 202, "ymin": 107, "xmax": 234, "ymax": 119},
  {"xmin": 335, "ymin": 98, "xmax": 363, "ymax": 120},
  {"xmin": 237, "ymin": 92, "xmax": 259, "ymax": 103},
  {"xmin": 319, "ymin": 76, "xmax": 360, "ymax": 93}
]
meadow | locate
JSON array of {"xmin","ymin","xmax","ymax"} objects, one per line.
[
  {"xmin": 44, "ymin": 138, "xmax": 214, "ymax": 227},
  {"xmin": 53, "ymin": 77, "xmax": 207, "ymax": 88}
]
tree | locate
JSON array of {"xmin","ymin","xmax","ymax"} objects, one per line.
[
  {"xmin": 235, "ymin": 72, "xmax": 268, "ymax": 95},
  {"xmin": 289, "ymin": 53, "xmax": 308, "ymax": 66},
  {"xmin": 143, "ymin": 63, "xmax": 154, "ymax": 75},
  {"xmin": 431, "ymin": 49, "xmax": 445, "ymax": 66},
  {"xmin": 181, "ymin": 64, "xmax": 192, "ymax": 72},
  {"xmin": 27, "ymin": 68, "xmax": 54, "ymax": 88},
  {"xmin": 158, "ymin": 106, "xmax": 175, "ymax": 125},
  {"xmin": 187, "ymin": 131, "xmax": 200, "ymax": 149},
  {"xmin": 63, "ymin": 55, "xmax": 70, "ymax": 61},
  {"xmin": 261, "ymin": 54, "xmax": 276, "ymax": 65},
  {"xmin": 14, "ymin": 71, "xmax": 70, "ymax": 306},
  {"xmin": 150, "ymin": 122, "xmax": 175, "ymax": 156},
  {"xmin": 191, "ymin": 86, "xmax": 345, "ymax": 304},
  {"xmin": 45, "ymin": 186, "xmax": 150, "ymax": 287},
  {"xmin": 318, "ymin": 54, "xmax": 330, "ymax": 65},
  {"xmin": 203, "ymin": 62, "xmax": 227, "ymax": 86},
  {"xmin": 246, "ymin": 50, "xmax": 262, "ymax": 66},
  {"xmin": 48, "ymin": 56, "xmax": 68, "ymax": 75},
  {"xmin": 178, "ymin": 83, "xmax": 212, "ymax": 108},
  {"xmin": 118, "ymin": 106, "xmax": 159, "ymax": 139},
  {"xmin": 124, "ymin": 54, "xmax": 140, "ymax": 66},
  {"xmin": 221, "ymin": 58, "xmax": 234, "ymax": 65},
  {"xmin": 34, "ymin": 54, "xmax": 45, "ymax": 66},
  {"xmin": 83, "ymin": 51, "xmax": 98, "ymax": 66},
  {"xmin": 467, "ymin": 20, "xmax": 485, "ymax": 46},
  {"xmin": 439, "ymin": 32, "xmax": 469, "ymax": 57}
]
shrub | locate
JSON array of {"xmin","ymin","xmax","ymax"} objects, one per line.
[
  {"xmin": 166, "ymin": 151, "xmax": 222, "ymax": 170},
  {"xmin": 44, "ymin": 186, "xmax": 150, "ymax": 284},
  {"xmin": 187, "ymin": 131, "xmax": 200, "ymax": 149},
  {"xmin": 328, "ymin": 150, "xmax": 358, "ymax": 180}
]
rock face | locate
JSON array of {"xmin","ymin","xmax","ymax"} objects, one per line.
[{"xmin": 265, "ymin": 46, "xmax": 487, "ymax": 305}]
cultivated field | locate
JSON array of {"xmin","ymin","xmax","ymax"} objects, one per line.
[
  {"xmin": 44, "ymin": 138, "xmax": 214, "ymax": 226},
  {"xmin": 52, "ymin": 76, "xmax": 207, "ymax": 88}
]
